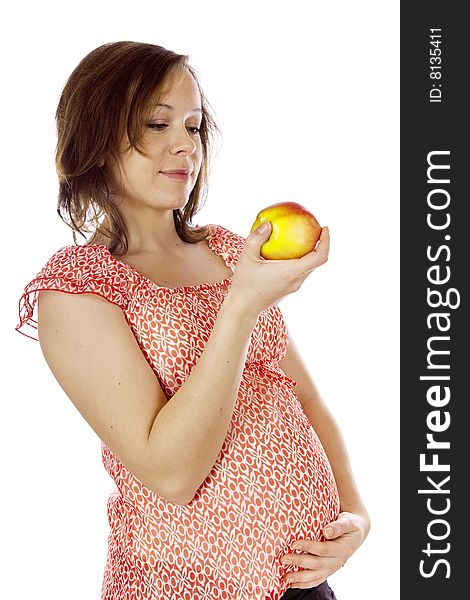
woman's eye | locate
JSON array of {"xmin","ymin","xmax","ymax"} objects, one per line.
[
  {"xmin": 148, "ymin": 123, "xmax": 168, "ymax": 131},
  {"xmin": 147, "ymin": 123, "xmax": 201, "ymax": 134}
]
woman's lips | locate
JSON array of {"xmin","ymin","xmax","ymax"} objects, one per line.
[{"xmin": 160, "ymin": 171, "xmax": 190, "ymax": 182}]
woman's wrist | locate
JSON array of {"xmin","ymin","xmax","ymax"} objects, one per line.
[{"xmin": 223, "ymin": 289, "xmax": 260, "ymax": 327}]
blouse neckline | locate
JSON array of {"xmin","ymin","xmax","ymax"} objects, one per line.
[{"xmin": 90, "ymin": 223, "xmax": 235, "ymax": 293}]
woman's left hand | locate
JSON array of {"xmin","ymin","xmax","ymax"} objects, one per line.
[{"xmin": 280, "ymin": 511, "xmax": 370, "ymax": 589}]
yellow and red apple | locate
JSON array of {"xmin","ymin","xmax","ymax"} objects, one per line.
[{"xmin": 250, "ymin": 202, "xmax": 322, "ymax": 259}]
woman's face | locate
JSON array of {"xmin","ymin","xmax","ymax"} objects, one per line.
[{"xmin": 109, "ymin": 68, "xmax": 203, "ymax": 213}]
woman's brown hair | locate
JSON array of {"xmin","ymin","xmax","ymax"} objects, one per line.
[{"xmin": 55, "ymin": 41, "xmax": 221, "ymax": 256}]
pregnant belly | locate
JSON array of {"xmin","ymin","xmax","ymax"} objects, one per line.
[
  {"xmin": 112, "ymin": 378, "xmax": 340, "ymax": 598},
  {"xmin": 215, "ymin": 377, "xmax": 341, "ymax": 545}
]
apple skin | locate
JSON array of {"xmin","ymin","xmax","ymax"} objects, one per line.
[{"xmin": 250, "ymin": 201, "xmax": 322, "ymax": 259}]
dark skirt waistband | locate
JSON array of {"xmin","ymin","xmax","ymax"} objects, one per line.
[{"xmin": 280, "ymin": 580, "xmax": 337, "ymax": 600}]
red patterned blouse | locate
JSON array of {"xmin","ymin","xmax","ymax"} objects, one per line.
[{"xmin": 15, "ymin": 223, "xmax": 340, "ymax": 600}]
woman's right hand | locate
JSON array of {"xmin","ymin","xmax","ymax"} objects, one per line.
[{"xmin": 227, "ymin": 221, "xmax": 330, "ymax": 318}]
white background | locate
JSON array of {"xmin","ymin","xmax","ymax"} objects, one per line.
[{"xmin": 1, "ymin": 1, "xmax": 399, "ymax": 598}]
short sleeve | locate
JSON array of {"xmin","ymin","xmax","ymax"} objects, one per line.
[
  {"xmin": 208, "ymin": 224, "xmax": 247, "ymax": 272},
  {"xmin": 15, "ymin": 245, "xmax": 130, "ymax": 342}
]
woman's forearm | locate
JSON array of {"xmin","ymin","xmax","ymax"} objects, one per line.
[{"xmin": 147, "ymin": 291, "xmax": 258, "ymax": 504}]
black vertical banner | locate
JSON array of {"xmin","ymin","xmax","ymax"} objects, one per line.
[{"xmin": 401, "ymin": 2, "xmax": 467, "ymax": 598}]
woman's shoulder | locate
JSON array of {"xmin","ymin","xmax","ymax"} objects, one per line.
[
  {"xmin": 15, "ymin": 243, "xmax": 130, "ymax": 342},
  {"xmin": 40, "ymin": 242, "xmax": 109, "ymax": 269},
  {"xmin": 28, "ymin": 243, "xmax": 131, "ymax": 288}
]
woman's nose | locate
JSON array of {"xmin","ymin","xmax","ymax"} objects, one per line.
[{"xmin": 170, "ymin": 126, "xmax": 197, "ymax": 155}]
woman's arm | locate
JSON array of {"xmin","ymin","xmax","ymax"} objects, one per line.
[
  {"xmin": 277, "ymin": 331, "xmax": 370, "ymax": 587},
  {"xmin": 278, "ymin": 331, "xmax": 370, "ymax": 534}
]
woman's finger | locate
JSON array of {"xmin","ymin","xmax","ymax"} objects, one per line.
[
  {"xmin": 283, "ymin": 553, "xmax": 326, "ymax": 570},
  {"xmin": 285, "ymin": 567, "xmax": 331, "ymax": 588},
  {"xmin": 297, "ymin": 226, "xmax": 330, "ymax": 270},
  {"xmin": 292, "ymin": 538, "xmax": 335, "ymax": 557},
  {"xmin": 323, "ymin": 511, "xmax": 360, "ymax": 540},
  {"xmin": 314, "ymin": 225, "xmax": 330, "ymax": 257}
]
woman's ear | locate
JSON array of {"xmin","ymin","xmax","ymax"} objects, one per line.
[{"xmin": 97, "ymin": 157, "xmax": 105, "ymax": 167}]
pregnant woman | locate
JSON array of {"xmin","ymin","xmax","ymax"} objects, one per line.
[{"xmin": 15, "ymin": 41, "xmax": 369, "ymax": 599}]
